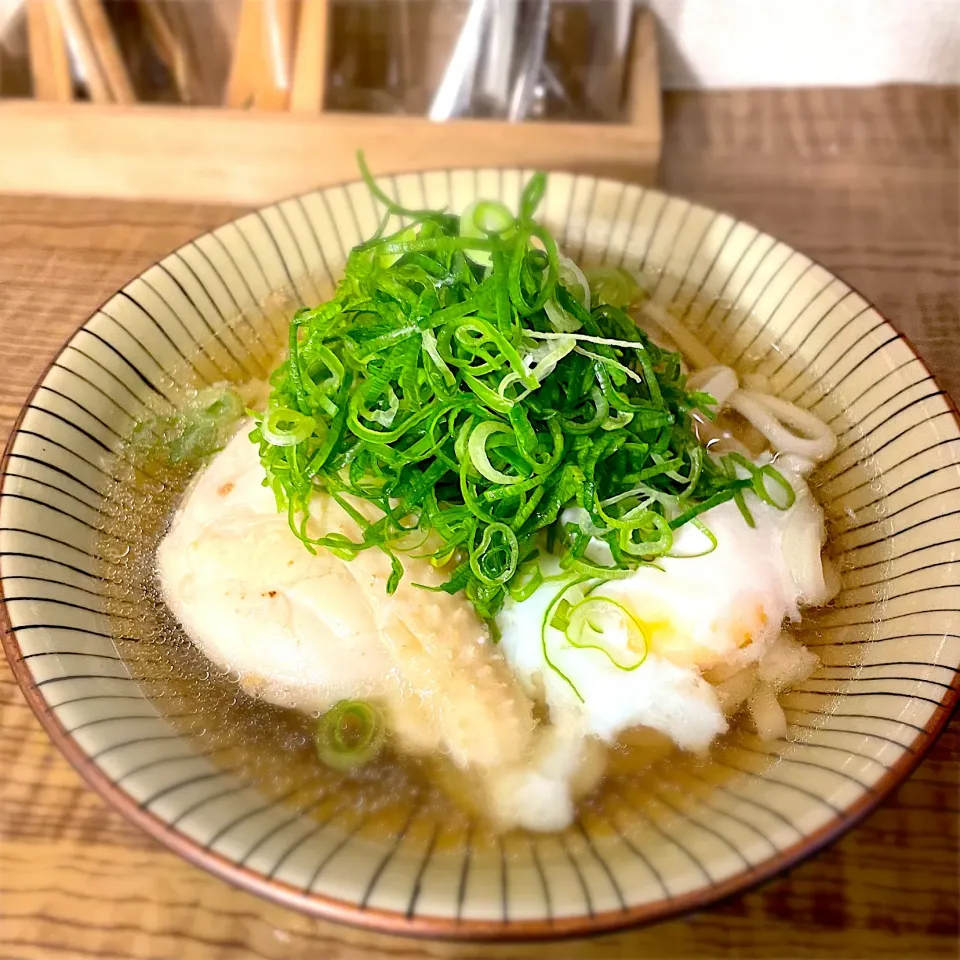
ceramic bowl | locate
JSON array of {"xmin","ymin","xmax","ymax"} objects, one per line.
[{"xmin": 2, "ymin": 170, "xmax": 958, "ymax": 940}]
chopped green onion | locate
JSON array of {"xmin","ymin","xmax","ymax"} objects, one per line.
[
  {"xmin": 507, "ymin": 553, "xmax": 544, "ymax": 602},
  {"xmin": 470, "ymin": 521, "xmax": 519, "ymax": 585},
  {"xmin": 464, "ymin": 200, "xmax": 515, "ymax": 236},
  {"xmin": 754, "ymin": 464, "xmax": 797, "ymax": 510},
  {"xmin": 619, "ymin": 511, "xmax": 674, "ymax": 557},
  {"xmin": 261, "ymin": 407, "xmax": 315, "ymax": 447},
  {"xmin": 666, "ymin": 518, "xmax": 718, "ymax": 558},
  {"xmin": 563, "ymin": 557, "xmax": 645, "ymax": 579},
  {"xmin": 539, "ymin": 579, "xmax": 649, "ymax": 701},
  {"xmin": 564, "ymin": 596, "xmax": 648, "ymax": 671},
  {"xmin": 544, "ymin": 298, "xmax": 582, "ymax": 333},
  {"xmin": 197, "ymin": 387, "xmax": 244, "ymax": 422},
  {"xmin": 540, "ymin": 578, "xmax": 590, "ymax": 702},
  {"xmin": 467, "ymin": 420, "xmax": 525, "ymax": 485},
  {"xmin": 601, "ymin": 409, "xmax": 634, "ymax": 431},
  {"xmin": 252, "ymin": 161, "xmax": 798, "ymax": 621},
  {"xmin": 136, "ymin": 385, "xmax": 244, "ymax": 466},
  {"xmin": 558, "ymin": 257, "xmax": 591, "ymax": 309},
  {"xmin": 314, "ymin": 700, "xmax": 384, "ymax": 771},
  {"xmin": 584, "ymin": 266, "xmax": 641, "ymax": 308},
  {"xmin": 460, "ymin": 199, "xmax": 516, "ymax": 267},
  {"xmin": 550, "ymin": 597, "xmax": 574, "ymax": 631},
  {"xmin": 725, "ymin": 452, "xmax": 796, "ymax": 512}
]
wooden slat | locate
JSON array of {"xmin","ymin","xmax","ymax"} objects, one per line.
[
  {"xmin": 625, "ymin": 7, "xmax": 659, "ymax": 130},
  {"xmin": 25, "ymin": 0, "xmax": 73, "ymax": 102},
  {"xmin": 224, "ymin": 0, "xmax": 264, "ymax": 108},
  {"xmin": 257, "ymin": 0, "xmax": 296, "ymax": 111},
  {"xmin": 73, "ymin": 0, "xmax": 136, "ymax": 103},
  {"xmin": 225, "ymin": 0, "xmax": 296, "ymax": 111},
  {"xmin": 161, "ymin": 0, "xmax": 237, "ymax": 106},
  {"xmin": 289, "ymin": 0, "xmax": 329, "ymax": 112},
  {"xmin": 137, "ymin": 0, "xmax": 197, "ymax": 103},
  {"xmin": 0, "ymin": 99, "xmax": 661, "ymax": 204},
  {"xmin": 54, "ymin": 0, "xmax": 111, "ymax": 103}
]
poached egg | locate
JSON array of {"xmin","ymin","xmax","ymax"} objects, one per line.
[{"xmin": 497, "ymin": 466, "xmax": 828, "ymax": 756}]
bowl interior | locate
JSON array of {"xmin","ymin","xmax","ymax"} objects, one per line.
[{"xmin": 2, "ymin": 169, "xmax": 959, "ymax": 938}]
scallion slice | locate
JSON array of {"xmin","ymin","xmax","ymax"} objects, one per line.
[
  {"xmin": 314, "ymin": 700, "xmax": 385, "ymax": 771},
  {"xmin": 564, "ymin": 596, "xmax": 648, "ymax": 671},
  {"xmin": 261, "ymin": 407, "xmax": 315, "ymax": 447},
  {"xmin": 460, "ymin": 199, "xmax": 516, "ymax": 267},
  {"xmin": 136, "ymin": 385, "xmax": 244, "ymax": 466},
  {"xmin": 584, "ymin": 265, "xmax": 641, "ymax": 308}
]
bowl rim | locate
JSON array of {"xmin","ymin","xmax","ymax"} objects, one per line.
[{"xmin": 2, "ymin": 171, "xmax": 959, "ymax": 942}]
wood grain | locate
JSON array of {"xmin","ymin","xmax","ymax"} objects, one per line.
[
  {"xmin": 0, "ymin": 87, "xmax": 958, "ymax": 959},
  {"xmin": 25, "ymin": 0, "xmax": 74, "ymax": 102},
  {"xmin": 0, "ymin": 99, "xmax": 661, "ymax": 204},
  {"xmin": 53, "ymin": 0, "xmax": 112, "ymax": 103},
  {"xmin": 73, "ymin": 0, "xmax": 136, "ymax": 104}
]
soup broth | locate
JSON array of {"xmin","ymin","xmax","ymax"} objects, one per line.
[{"xmin": 99, "ymin": 282, "xmax": 837, "ymax": 846}]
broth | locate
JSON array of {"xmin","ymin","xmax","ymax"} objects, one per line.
[{"xmin": 97, "ymin": 286, "xmax": 833, "ymax": 844}]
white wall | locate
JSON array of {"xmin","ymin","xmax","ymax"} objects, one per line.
[{"xmin": 646, "ymin": 0, "xmax": 960, "ymax": 88}]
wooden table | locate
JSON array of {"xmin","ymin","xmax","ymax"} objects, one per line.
[{"xmin": 1, "ymin": 87, "xmax": 958, "ymax": 959}]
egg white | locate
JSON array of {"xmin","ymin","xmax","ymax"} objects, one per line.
[{"xmin": 495, "ymin": 462, "xmax": 826, "ymax": 754}]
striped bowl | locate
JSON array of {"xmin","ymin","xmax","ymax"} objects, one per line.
[{"xmin": 2, "ymin": 170, "xmax": 958, "ymax": 940}]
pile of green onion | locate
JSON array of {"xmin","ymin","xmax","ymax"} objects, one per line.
[{"xmin": 252, "ymin": 157, "xmax": 794, "ymax": 621}]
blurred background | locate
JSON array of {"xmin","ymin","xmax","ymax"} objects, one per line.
[{"xmin": 0, "ymin": 0, "xmax": 956, "ymax": 121}]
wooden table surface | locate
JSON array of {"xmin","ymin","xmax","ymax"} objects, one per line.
[{"xmin": 1, "ymin": 87, "xmax": 958, "ymax": 959}]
